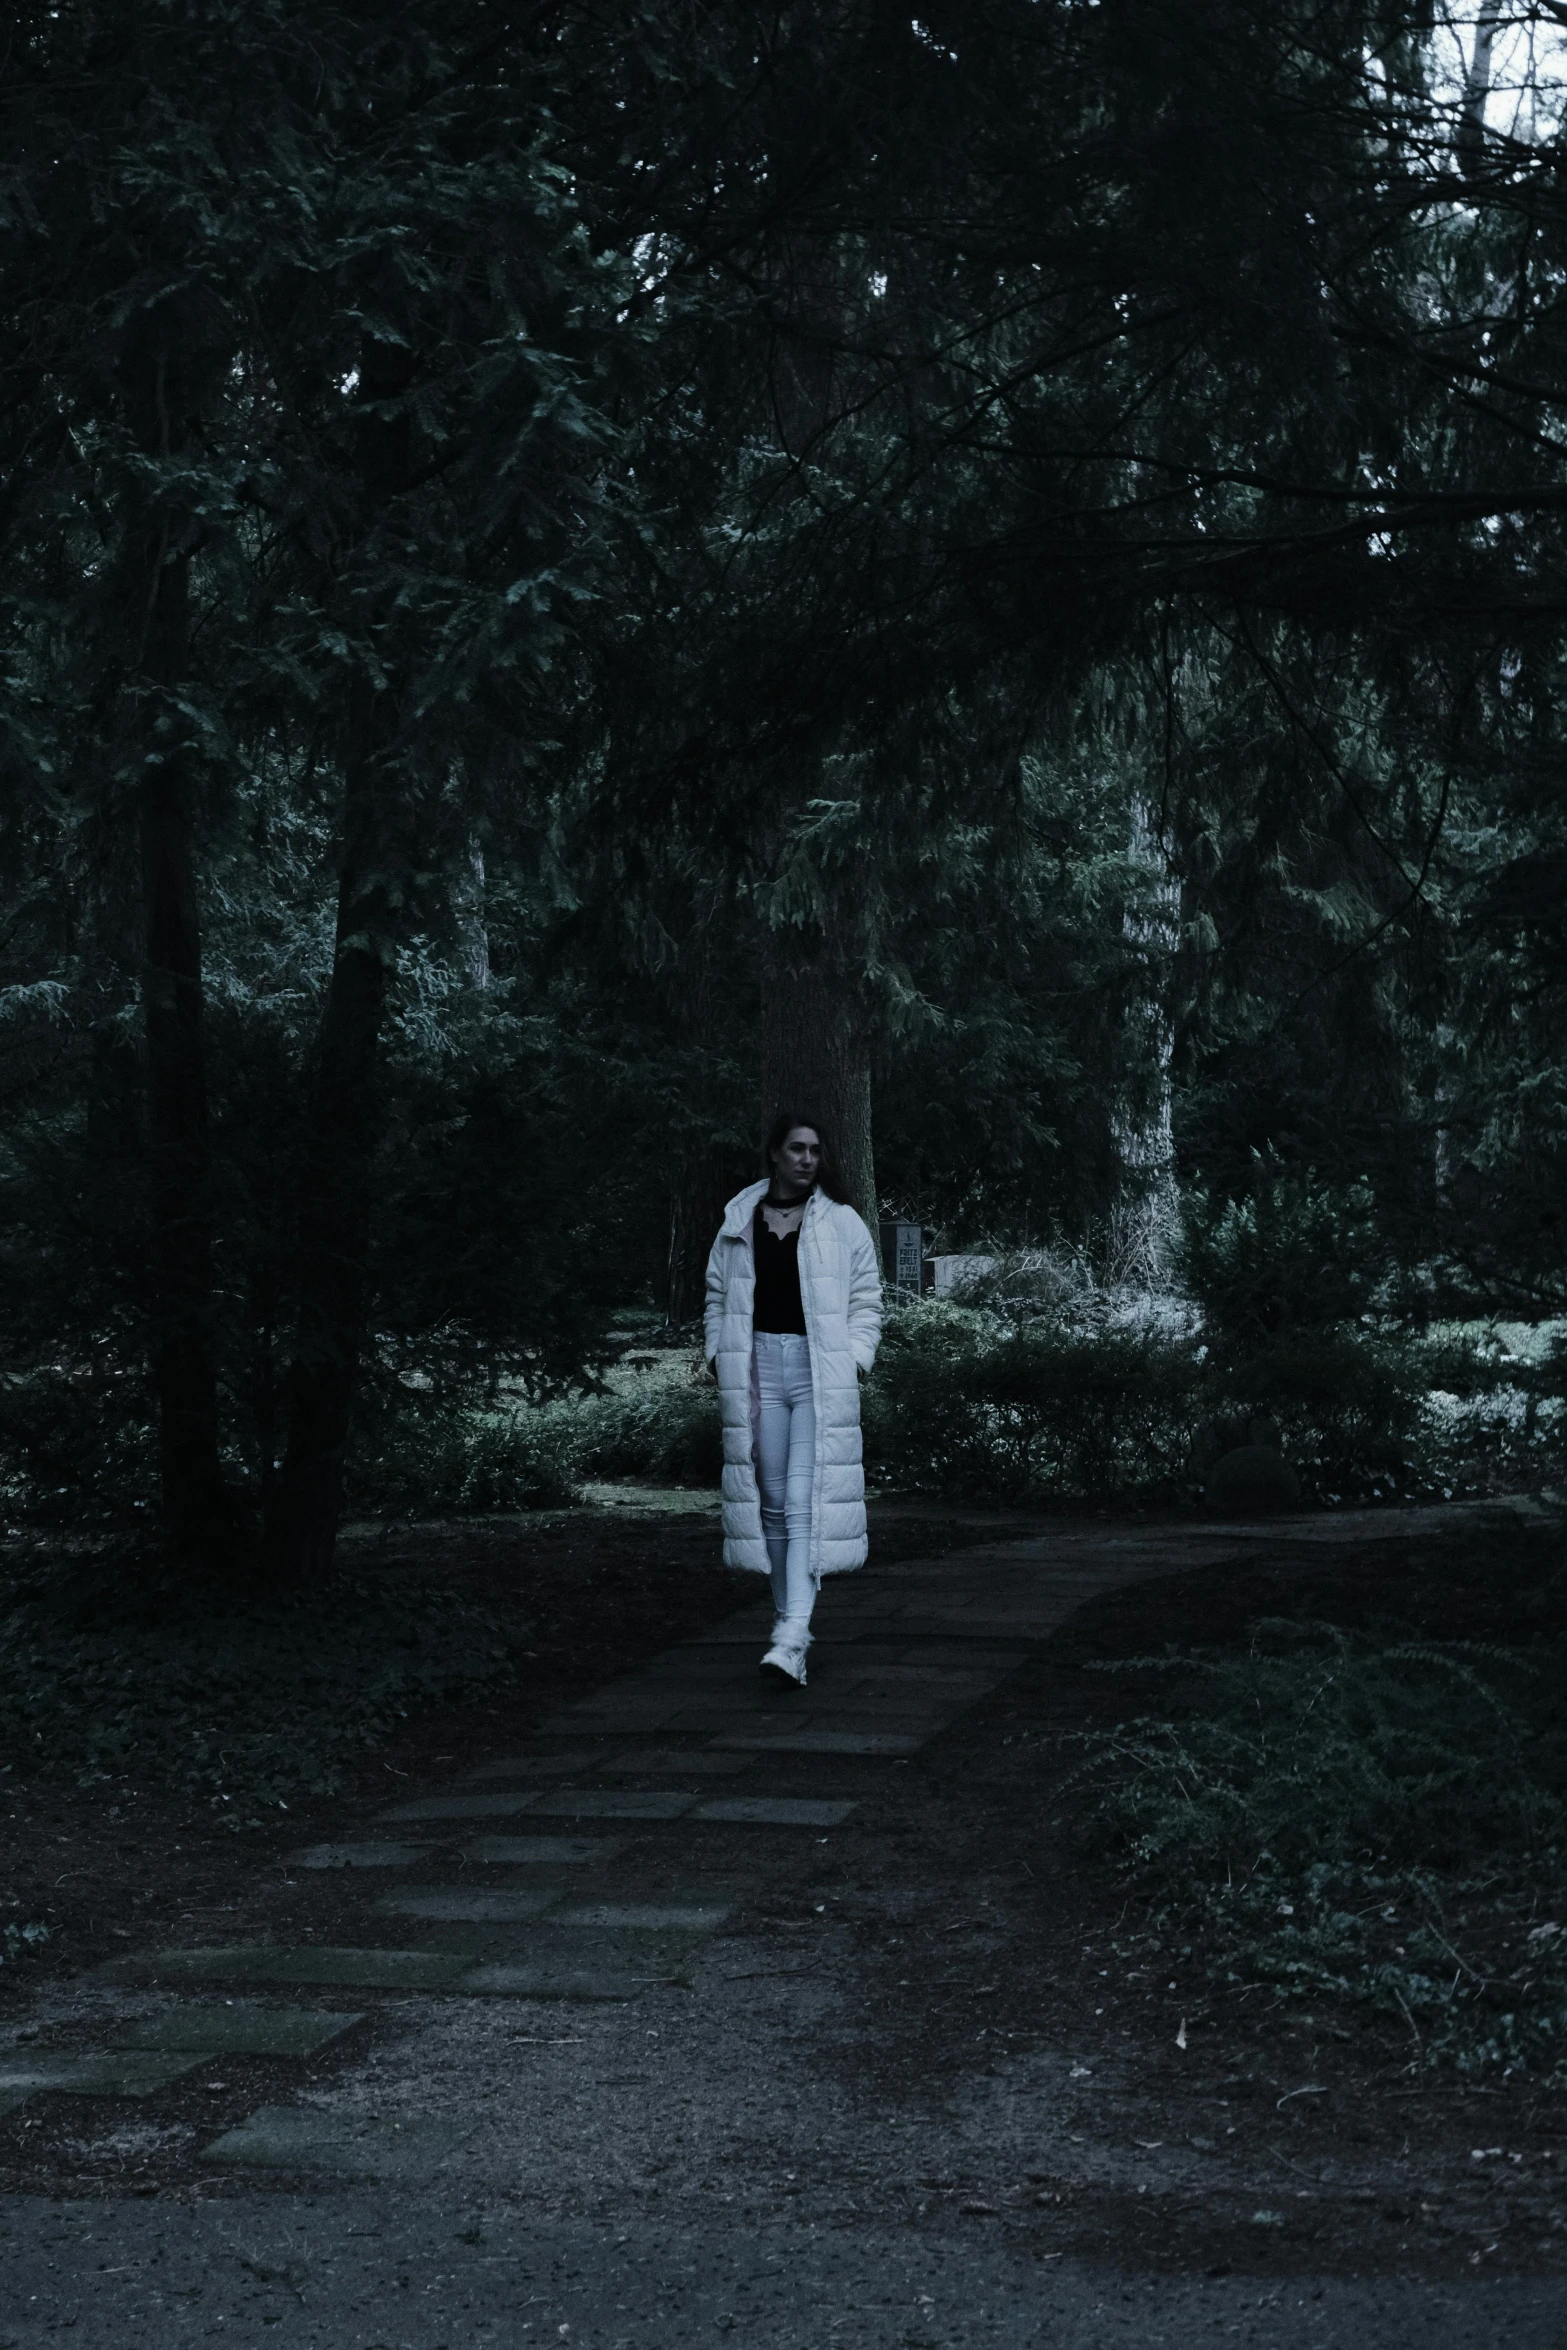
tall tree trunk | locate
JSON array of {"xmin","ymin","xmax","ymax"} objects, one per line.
[
  {"xmin": 454, "ymin": 836, "xmax": 490, "ymax": 990},
  {"xmin": 663, "ymin": 935, "xmax": 748, "ymax": 1322},
  {"xmin": 1458, "ymin": 7, "xmax": 1499, "ymax": 177},
  {"xmin": 667, "ymin": 1148, "xmax": 734, "ymax": 1324},
  {"xmin": 118, "ymin": 304, "xmax": 232, "ymax": 1565},
  {"xmin": 140, "ymin": 726, "xmax": 230, "ymax": 1557},
  {"xmin": 760, "ymin": 933, "xmax": 879, "ymax": 1246},
  {"xmin": 1110, "ymin": 797, "xmax": 1179, "ymax": 1286},
  {"xmin": 263, "ymin": 682, "xmax": 398, "ymax": 1584},
  {"xmin": 264, "ymin": 332, "xmax": 416, "ymax": 1584}
]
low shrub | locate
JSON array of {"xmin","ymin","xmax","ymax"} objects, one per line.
[
  {"xmin": 0, "ymin": 1368, "xmax": 157, "ymax": 1529},
  {"xmin": 351, "ymin": 1395, "xmax": 584, "ymax": 1516},
  {"xmin": 1203, "ymin": 1326, "xmax": 1429, "ymax": 1504},
  {"xmin": 1181, "ymin": 1163, "xmax": 1385, "ymax": 1344},
  {"xmin": 493, "ymin": 1310, "xmax": 1561, "ymax": 1517},
  {"xmin": 572, "ymin": 1378, "xmax": 724, "ymax": 1487},
  {"xmin": 346, "ymin": 1360, "xmax": 724, "ymax": 1514},
  {"xmin": 1216, "ymin": 1326, "xmax": 1567, "ymax": 1505},
  {"xmin": 1076, "ymin": 1621, "xmax": 1567, "ymax": 2073},
  {"xmin": 1408, "ymin": 1329, "xmax": 1567, "ymax": 1498},
  {"xmin": 1174, "ymin": 1160, "xmax": 1473, "ymax": 1504},
  {"xmin": 863, "ymin": 1302, "xmax": 1200, "ymax": 1502}
]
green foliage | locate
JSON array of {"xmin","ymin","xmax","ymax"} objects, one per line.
[
  {"xmin": 344, "ymin": 1372, "xmax": 725, "ymax": 1517},
  {"xmin": 863, "ymin": 1302, "xmax": 1199, "ymax": 1503},
  {"xmin": 348, "ymin": 1395, "xmax": 584, "ymax": 1518},
  {"xmin": 1077, "ymin": 1622, "xmax": 1567, "ymax": 2073},
  {"xmin": 571, "ymin": 1382, "xmax": 725, "ymax": 1489},
  {"xmin": 1212, "ymin": 1328, "xmax": 1429, "ymax": 1503},
  {"xmin": 1083, "ymin": 1624, "xmax": 1556, "ymax": 1877},
  {"xmin": 1172, "ymin": 1164, "xmax": 1563, "ymax": 1503},
  {"xmin": 1182, "ymin": 1164, "xmax": 1385, "ymax": 1344},
  {"xmin": 854, "ymin": 1299, "xmax": 1567, "ymax": 1512},
  {"xmin": 0, "ymin": 1371, "xmax": 157, "ymax": 1530},
  {"xmin": 3, "ymin": 2, "xmax": 1567, "ymax": 1562},
  {"xmin": 0, "ymin": 1921, "xmax": 50, "ymax": 1969},
  {"xmin": 325, "ymin": 1305, "xmax": 1567, "ymax": 1528}
]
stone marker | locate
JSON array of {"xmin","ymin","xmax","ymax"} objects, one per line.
[
  {"xmin": 113, "ymin": 2007, "xmax": 364, "ymax": 2058},
  {"xmin": 694, "ymin": 1797, "xmax": 857, "ymax": 1827},
  {"xmin": 285, "ymin": 1842, "xmax": 431, "ymax": 1870},
  {"xmin": 0, "ymin": 2051, "xmax": 204, "ymax": 2098},
  {"xmin": 684, "ymin": 1621, "xmax": 775, "ymax": 1646},
  {"xmin": 788, "ymin": 1720, "xmax": 939, "ymax": 1748},
  {"xmin": 464, "ymin": 1835, "xmax": 624, "ymax": 1866},
  {"xmin": 203, "ymin": 2103, "xmax": 468, "ymax": 2178},
  {"xmin": 1207, "ymin": 1444, "xmax": 1302, "ymax": 1515},
  {"xmin": 237, "ymin": 1947, "xmax": 474, "ymax": 1992},
  {"xmin": 380, "ymin": 1791, "xmax": 541, "ymax": 1823},
  {"xmin": 373, "ymin": 1889, "xmax": 563, "ymax": 1923},
  {"xmin": 529, "ymin": 1790, "xmax": 700, "ymax": 1820},
  {"xmin": 776, "ymin": 1697, "xmax": 941, "ymax": 1725}
]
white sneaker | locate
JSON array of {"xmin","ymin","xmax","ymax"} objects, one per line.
[{"xmin": 760, "ymin": 1628, "xmax": 810, "ymax": 1686}]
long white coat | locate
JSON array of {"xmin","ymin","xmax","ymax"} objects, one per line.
[{"xmin": 704, "ymin": 1180, "xmax": 883, "ymax": 1577}]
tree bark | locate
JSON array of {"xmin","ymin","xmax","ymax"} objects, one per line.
[
  {"xmin": 667, "ymin": 1148, "xmax": 735, "ymax": 1323},
  {"xmin": 263, "ymin": 330, "xmax": 417, "ymax": 1584},
  {"xmin": 1110, "ymin": 797, "xmax": 1179, "ymax": 1284},
  {"xmin": 1458, "ymin": 8, "xmax": 1499, "ymax": 177},
  {"xmin": 662, "ymin": 933, "xmax": 749, "ymax": 1321},
  {"xmin": 760, "ymin": 935, "xmax": 879, "ymax": 1246},
  {"xmin": 454, "ymin": 836, "xmax": 490, "ymax": 991},
  {"xmin": 139, "ymin": 727, "xmax": 231, "ymax": 1557},
  {"xmin": 117, "ymin": 302, "xmax": 233, "ymax": 1565},
  {"xmin": 263, "ymin": 681, "xmax": 398, "ymax": 1584}
]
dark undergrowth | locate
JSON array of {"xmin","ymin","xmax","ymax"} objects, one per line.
[
  {"xmin": 1062, "ymin": 1513, "xmax": 1567, "ymax": 2078},
  {"xmin": 0, "ymin": 1499, "xmax": 994, "ymax": 1853},
  {"xmin": 0, "ymin": 1545, "xmax": 523, "ymax": 1825}
]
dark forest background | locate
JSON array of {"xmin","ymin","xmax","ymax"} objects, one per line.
[{"xmin": 5, "ymin": 0, "xmax": 1567, "ymax": 1579}]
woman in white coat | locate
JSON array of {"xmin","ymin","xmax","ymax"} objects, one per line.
[{"xmin": 704, "ymin": 1114, "xmax": 882, "ymax": 1685}]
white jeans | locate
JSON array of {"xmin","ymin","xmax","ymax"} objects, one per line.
[{"xmin": 753, "ymin": 1332, "xmax": 817, "ymax": 1640}]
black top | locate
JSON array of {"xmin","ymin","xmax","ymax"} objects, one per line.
[{"xmin": 753, "ymin": 1201, "xmax": 807, "ymax": 1334}]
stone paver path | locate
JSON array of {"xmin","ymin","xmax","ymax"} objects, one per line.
[
  {"xmin": 3, "ymin": 1501, "xmax": 1515, "ymax": 2157},
  {"xmin": 5, "ymin": 1500, "xmax": 1566, "ymax": 2349}
]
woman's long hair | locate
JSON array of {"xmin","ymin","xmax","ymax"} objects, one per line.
[{"xmin": 763, "ymin": 1111, "xmax": 847, "ymax": 1203}]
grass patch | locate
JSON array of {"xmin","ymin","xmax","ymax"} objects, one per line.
[{"xmin": 1069, "ymin": 1518, "xmax": 1567, "ymax": 2075}]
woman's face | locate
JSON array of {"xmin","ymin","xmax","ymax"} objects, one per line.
[{"xmin": 771, "ymin": 1126, "xmax": 821, "ymax": 1195}]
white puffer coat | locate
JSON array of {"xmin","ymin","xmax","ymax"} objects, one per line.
[{"xmin": 704, "ymin": 1180, "xmax": 883, "ymax": 1577}]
